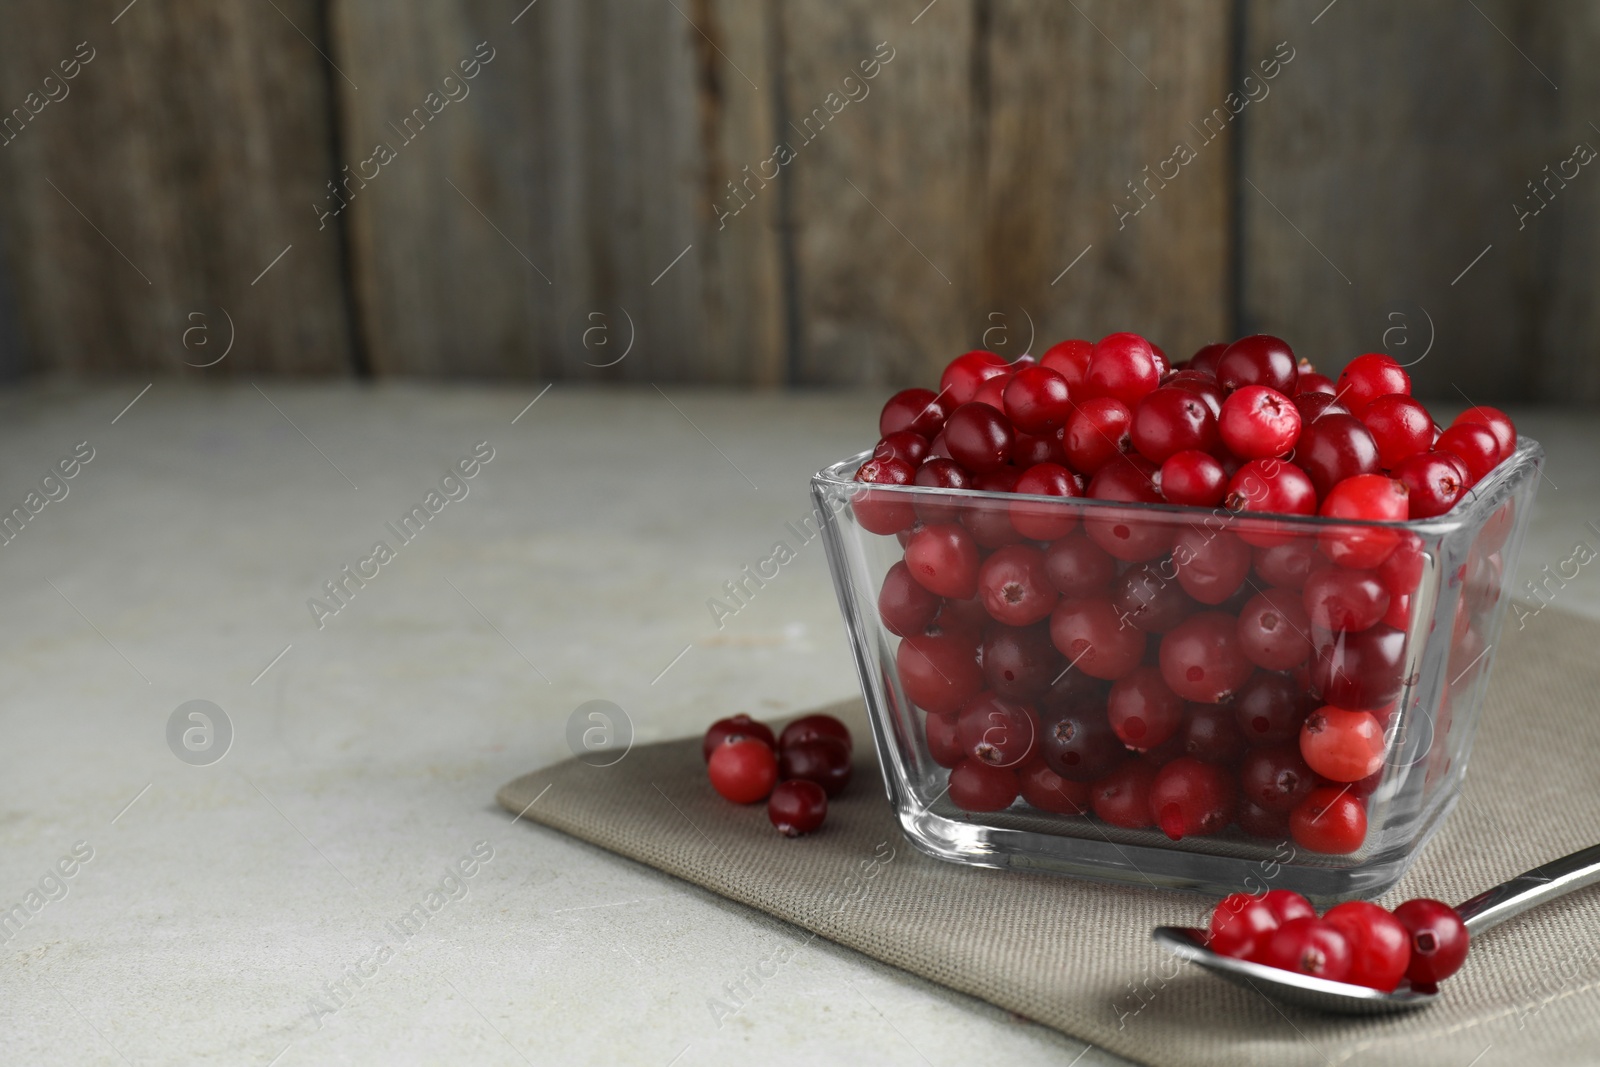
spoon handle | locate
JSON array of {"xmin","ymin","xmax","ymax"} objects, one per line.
[{"xmin": 1454, "ymin": 843, "xmax": 1600, "ymax": 935}]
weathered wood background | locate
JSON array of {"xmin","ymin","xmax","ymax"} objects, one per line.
[{"xmin": 0, "ymin": 0, "xmax": 1594, "ymax": 400}]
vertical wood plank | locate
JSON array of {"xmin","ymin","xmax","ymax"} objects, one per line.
[
  {"xmin": 0, "ymin": 1, "xmax": 354, "ymax": 376},
  {"xmin": 328, "ymin": 0, "xmax": 785, "ymax": 383}
]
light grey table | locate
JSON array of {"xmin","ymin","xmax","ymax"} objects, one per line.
[{"xmin": 0, "ymin": 384, "xmax": 1591, "ymax": 1066}]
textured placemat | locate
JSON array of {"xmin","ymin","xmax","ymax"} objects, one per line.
[{"xmin": 498, "ymin": 610, "xmax": 1600, "ymax": 1067}]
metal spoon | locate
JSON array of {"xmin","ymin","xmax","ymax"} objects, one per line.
[{"xmin": 1153, "ymin": 842, "xmax": 1600, "ymax": 1014}]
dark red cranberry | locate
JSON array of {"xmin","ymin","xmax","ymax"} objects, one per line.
[
  {"xmin": 1236, "ymin": 588, "xmax": 1314, "ymax": 672},
  {"xmin": 1297, "ymin": 371, "xmax": 1337, "ymax": 395},
  {"xmin": 1239, "ymin": 743, "xmax": 1317, "ymax": 812},
  {"xmin": 896, "ymin": 632, "xmax": 984, "ymax": 714},
  {"xmin": 1019, "ymin": 758, "xmax": 1091, "ymax": 814},
  {"xmin": 1086, "ymin": 332, "xmax": 1162, "ymax": 405},
  {"xmin": 880, "ymin": 387, "xmax": 950, "ymax": 439},
  {"xmin": 778, "ymin": 737, "xmax": 852, "ymax": 797},
  {"xmin": 978, "ymin": 545, "xmax": 1058, "ymax": 627},
  {"xmin": 981, "ymin": 623, "xmax": 1059, "ymax": 699},
  {"xmin": 768, "ymin": 779, "xmax": 828, "ymax": 835},
  {"xmin": 1162, "ymin": 370, "xmax": 1225, "ymax": 417},
  {"xmin": 779, "ymin": 714, "xmax": 853, "ymax": 755},
  {"xmin": 1089, "ymin": 759, "xmax": 1157, "ymax": 828},
  {"xmin": 1452, "ymin": 406, "xmax": 1515, "ymax": 461},
  {"xmin": 1236, "ymin": 798, "xmax": 1291, "ymax": 838},
  {"xmin": 879, "ymin": 561, "xmax": 943, "ymax": 637},
  {"xmin": 874, "ymin": 431, "xmax": 930, "ymax": 468},
  {"xmin": 1131, "ymin": 387, "xmax": 1220, "ymax": 464},
  {"xmin": 1111, "ymin": 561, "xmax": 1199, "ymax": 633},
  {"xmin": 1187, "ymin": 342, "xmax": 1228, "ymax": 378},
  {"xmin": 912, "ymin": 457, "xmax": 973, "ymax": 524},
  {"xmin": 1291, "ymin": 413, "xmax": 1380, "ymax": 499},
  {"xmin": 1050, "ymin": 595, "xmax": 1147, "ymax": 681},
  {"xmin": 1232, "ymin": 670, "xmax": 1309, "ymax": 745},
  {"xmin": 1149, "ymin": 757, "xmax": 1236, "ymax": 839},
  {"xmin": 1253, "ymin": 541, "xmax": 1316, "ymax": 590},
  {"xmin": 707, "ymin": 738, "xmax": 778, "ymax": 803},
  {"xmin": 1435, "ymin": 423, "xmax": 1501, "ymax": 484},
  {"xmin": 1171, "ymin": 527, "xmax": 1252, "ymax": 606},
  {"xmin": 1292, "ymin": 390, "xmax": 1350, "ymax": 423},
  {"xmin": 925, "ymin": 708, "xmax": 962, "ymax": 767},
  {"xmin": 1179, "ymin": 702, "xmax": 1247, "ymax": 765},
  {"xmin": 1039, "ymin": 705, "xmax": 1125, "ymax": 782},
  {"xmin": 1303, "ymin": 566, "xmax": 1390, "ymax": 633},
  {"xmin": 1393, "ymin": 450, "xmax": 1467, "ymax": 519},
  {"xmin": 1310, "ymin": 624, "xmax": 1407, "ymax": 708},
  {"xmin": 1217, "ymin": 335, "xmax": 1298, "ymax": 395},
  {"xmin": 1159, "ymin": 450, "xmax": 1228, "ymax": 507},
  {"xmin": 947, "ymin": 758, "xmax": 1019, "ymax": 811},
  {"xmin": 956, "ymin": 692, "xmax": 1040, "ymax": 768},
  {"xmin": 1393, "ymin": 899, "xmax": 1470, "ymax": 986},
  {"xmin": 703, "ymin": 714, "xmax": 777, "ymax": 763},
  {"xmin": 1086, "ymin": 455, "xmax": 1173, "ymax": 562},
  {"xmin": 944, "ymin": 402, "xmax": 1014, "ymax": 473},
  {"xmin": 1003, "ymin": 365, "xmax": 1074, "ymax": 434},
  {"xmin": 1013, "ymin": 429, "xmax": 1067, "ymax": 468},
  {"xmin": 1106, "ymin": 665, "xmax": 1186, "ymax": 749},
  {"xmin": 1160, "ymin": 612, "xmax": 1254, "ymax": 703},
  {"xmin": 1011, "ymin": 462, "xmax": 1081, "ymax": 541},
  {"xmin": 963, "ymin": 467, "xmax": 1027, "ymax": 549},
  {"xmin": 1063, "ymin": 396, "xmax": 1133, "ymax": 475},
  {"xmin": 1043, "ymin": 534, "xmax": 1117, "ymax": 596},
  {"xmin": 851, "ymin": 455, "xmax": 917, "ymax": 535},
  {"xmin": 905, "ymin": 523, "xmax": 981, "ymax": 599}
]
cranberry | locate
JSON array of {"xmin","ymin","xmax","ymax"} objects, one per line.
[
  {"xmin": 913, "ymin": 458, "xmax": 974, "ymax": 524},
  {"xmin": 1040, "ymin": 338, "xmax": 1093, "ymax": 389},
  {"xmin": 1064, "ymin": 396, "xmax": 1134, "ymax": 474},
  {"xmin": 1208, "ymin": 893, "xmax": 1280, "ymax": 959},
  {"xmin": 1435, "ymin": 422, "xmax": 1501, "ymax": 484},
  {"xmin": 943, "ymin": 402, "xmax": 1014, "ymax": 473},
  {"xmin": 1310, "ymin": 623, "xmax": 1407, "ymax": 707},
  {"xmin": 1107, "ymin": 665, "xmax": 1185, "ymax": 749},
  {"xmin": 1293, "ymin": 390, "xmax": 1350, "ymax": 423},
  {"xmin": 1159, "ymin": 450, "xmax": 1228, "ymax": 506},
  {"xmin": 1253, "ymin": 541, "xmax": 1317, "ymax": 590},
  {"xmin": 879, "ymin": 561, "xmax": 943, "ymax": 637},
  {"xmin": 880, "ymin": 387, "xmax": 950, "ymax": 439},
  {"xmin": 1086, "ymin": 332, "xmax": 1161, "ymax": 405},
  {"xmin": 1089, "ymin": 759, "xmax": 1157, "ymax": 828},
  {"xmin": 1318, "ymin": 474, "xmax": 1408, "ymax": 569},
  {"xmin": 1261, "ymin": 889, "xmax": 1317, "ymax": 926},
  {"xmin": 1011, "ymin": 462, "xmax": 1081, "ymax": 540},
  {"xmin": 1035, "ymin": 662, "xmax": 1110, "ymax": 716},
  {"xmin": 1131, "ymin": 387, "xmax": 1220, "ymax": 464},
  {"xmin": 851, "ymin": 455, "xmax": 917, "ymax": 534},
  {"xmin": 1013, "ymin": 429, "xmax": 1067, "ymax": 468},
  {"xmin": 1160, "ymin": 611, "xmax": 1254, "ymax": 703},
  {"xmin": 963, "ymin": 467, "xmax": 1027, "ymax": 548},
  {"xmin": 1392, "ymin": 899, "xmax": 1470, "ymax": 986},
  {"xmin": 1003, "ymin": 366, "xmax": 1074, "ymax": 434},
  {"xmin": 1297, "ymin": 371, "xmax": 1337, "ymax": 395},
  {"xmin": 1226, "ymin": 460, "xmax": 1318, "ymax": 545},
  {"xmin": 1217, "ymin": 335, "xmax": 1298, "ymax": 395},
  {"xmin": 940, "ymin": 350, "xmax": 1010, "ymax": 406},
  {"xmin": 1236, "ymin": 588, "xmax": 1313, "ymax": 671},
  {"xmin": 1172, "ymin": 527, "xmax": 1252, "ymax": 605},
  {"xmin": 1110, "ymin": 561, "xmax": 1197, "ymax": 633},
  {"xmin": 1150, "ymin": 757, "xmax": 1236, "ymax": 839},
  {"xmin": 1361, "ymin": 394, "xmax": 1435, "ymax": 469},
  {"xmin": 1232, "ymin": 671, "xmax": 1309, "ymax": 745},
  {"xmin": 1289, "ymin": 784, "xmax": 1368, "ymax": 853},
  {"xmin": 1163, "ymin": 370, "xmax": 1226, "ymax": 417},
  {"xmin": 1039, "ymin": 705, "xmax": 1125, "ymax": 782},
  {"xmin": 703, "ymin": 714, "xmax": 777, "ymax": 763},
  {"xmin": 874, "ymin": 433, "xmax": 930, "ymax": 470},
  {"xmin": 1335, "ymin": 353, "xmax": 1411, "ymax": 416},
  {"xmin": 977, "ymin": 545, "xmax": 1057, "ymax": 627},
  {"xmin": 1044, "ymin": 534, "xmax": 1116, "ymax": 596},
  {"xmin": 981, "ymin": 623, "xmax": 1058, "ymax": 698},
  {"xmin": 1239, "ymin": 743, "xmax": 1316, "ymax": 812},
  {"xmin": 930, "ymin": 597, "xmax": 989, "ymax": 644},
  {"xmin": 1323, "ymin": 901, "xmax": 1411, "ymax": 992},
  {"xmin": 1050, "ymin": 596, "xmax": 1147, "ymax": 680},
  {"xmin": 777, "ymin": 737, "xmax": 852, "ymax": 796},
  {"xmin": 1303, "ymin": 566, "xmax": 1390, "ymax": 632},
  {"xmin": 1019, "ymin": 758, "xmax": 1091, "ymax": 814},
  {"xmin": 973, "ymin": 372, "xmax": 1012, "ymax": 413},
  {"xmin": 1085, "ymin": 455, "xmax": 1173, "ymax": 562},
  {"xmin": 779, "ymin": 714, "xmax": 853, "ymax": 755},
  {"xmin": 925, "ymin": 708, "xmax": 963, "ymax": 767},
  {"xmin": 1452, "ymin": 406, "xmax": 1515, "ymax": 461},
  {"xmin": 1301, "ymin": 707, "xmax": 1386, "ymax": 782},
  {"xmin": 1187, "ymin": 342, "xmax": 1228, "ymax": 378},
  {"xmin": 1219, "ymin": 386, "xmax": 1301, "ymax": 460},
  {"xmin": 948, "ymin": 758, "xmax": 1019, "ymax": 811},
  {"xmin": 1179, "ymin": 702, "xmax": 1247, "ymax": 764},
  {"xmin": 1393, "ymin": 450, "xmax": 1467, "ymax": 518},
  {"xmin": 767, "ymin": 779, "xmax": 828, "ymax": 835},
  {"xmin": 1291, "ymin": 413, "xmax": 1380, "ymax": 499},
  {"xmin": 707, "ymin": 737, "xmax": 778, "ymax": 803},
  {"xmin": 957, "ymin": 692, "xmax": 1040, "ymax": 768},
  {"xmin": 905, "ymin": 523, "xmax": 981, "ymax": 599},
  {"xmin": 1260, "ymin": 917, "xmax": 1352, "ymax": 982},
  {"xmin": 1237, "ymin": 798, "xmax": 1291, "ymax": 838},
  {"xmin": 897, "ymin": 631, "xmax": 984, "ymax": 714}
]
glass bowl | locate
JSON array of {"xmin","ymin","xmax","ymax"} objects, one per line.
[{"xmin": 813, "ymin": 439, "xmax": 1543, "ymax": 900}]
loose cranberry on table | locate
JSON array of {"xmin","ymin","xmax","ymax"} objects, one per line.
[
  {"xmin": 702, "ymin": 714, "xmax": 777, "ymax": 763},
  {"xmin": 779, "ymin": 737, "xmax": 852, "ymax": 797},
  {"xmin": 707, "ymin": 737, "xmax": 778, "ymax": 804},
  {"xmin": 767, "ymin": 779, "xmax": 828, "ymax": 837},
  {"xmin": 779, "ymin": 713, "xmax": 853, "ymax": 754}
]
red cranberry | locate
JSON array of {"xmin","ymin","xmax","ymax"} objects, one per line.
[
  {"xmin": 1172, "ymin": 527, "xmax": 1252, "ymax": 605},
  {"xmin": 1291, "ymin": 413, "xmax": 1380, "ymax": 499},
  {"xmin": 1293, "ymin": 390, "xmax": 1350, "ymax": 423},
  {"xmin": 963, "ymin": 466, "xmax": 1027, "ymax": 548},
  {"xmin": 874, "ymin": 431, "xmax": 930, "ymax": 468},
  {"xmin": 1435, "ymin": 423, "xmax": 1501, "ymax": 484},
  {"xmin": 1111, "ymin": 561, "xmax": 1198, "ymax": 633},
  {"xmin": 1318, "ymin": 474, "xmax": 1408, "ymax": 569},
  {"xmin": 1089, "ymin": 759, "xmax": 1157, "ymax": 828},
  {"xmin": 978, "ymin": 545, "xmax": 1058, "ymax": 627},
  {"xmin": 1131, "ymin": 387, "xmax": 1220, "ymax": 464},
  {"xmin": 779, "ymin": 714, "xmax": 852, "ymax": 755},
  {"xmin": 1064, "ymin": 396, "xmax": 1134, "ymax": 474},
  {"xmin": 1086, "ymin": 332, "xmax": 1161, "ymax": 405},
  {"xmin": 1163, "ymin": 370, "xmax": 1226, "ymax": 417},
  {"xmin": 948, "ymin": 758, "xmax": 1019, "ymax": 811},
  {"xmin": 1297, "ymin": 371, "xmax": 1337, "ymax": 395},
  {"xmin": 957, "ymin": 692, "xmax": 1040, "ymax": 768},
  {"xmin": 1013, "ymin": 429, "xmax": 1067, "ymax": 468},
  {"xmin": 851, "ymin": 456, "xmax": 917, "ymax": 535},
  {"xmin": 940, "ymin": 350, "xmax": 1010, "ymax": 406},
  {"xmin": 1226, "ymin": 459, "xmax": 1318, "ymax": 541},
  {"xmin": 1452, "ymin": 406, "xmax": 1515, "ymax": 461},
  {"xmin": 1179, "ymin": 702, "xmax": 1247, "ymax": 764},
  {"xmin": 1039, "ymin": 705, "xmax": 1125, "ymax": 782},
  {"xmin": 1019, "ymin": 758, "xmax": 1091, "ymax": 814},
  {"xmin": 1044, "ymin": 535, "xmax": 1117, "ymax": 596},
  {"xmin": 777, "ymin": 738, "xmax": 851, "ymax": 797},
  {"xmin": 1260, "ymin": 917, "xmax": 1353, "ymax": 981},
  {"xmin": 1392, "ymin": 450, "xmax": 1467, "ymax": 518},
  {"xmin": 1107, "ymin": 665, "xmax": 1185, "ymax": 749},
  {"xmin": 1187, "ymin": 342, "xmax": 1228, "ymax": 378},
  {"xmin": 1362, "ymin": 394, "xmax": 1435, "ymax": 469},
  {"xmin": 905, "ymin": 523, "xmax": 981, "ymax": 599},
  {"xmin": 1237, "ymin": 798, "xmax": 1292, "ymax": 839},
  {"xmin": 1159, "ymin": 450, "xmax": 1228, "ymax": 506},
  {"xmin": 912, "ymin": 457, "xmax": 973, "ymax": 524},
  {"xmin": 707, "ymin": 738, "xmax": 778, "ymax": 803},
  {"xmin": 943, "ymin": 402, "xmax": 1014, "ymax": 473},
  {"xmin": 1160, "ymin": 611, "xmax": 1254, "ymax": 703},
  {"xmin": 925, "ymin": 708, "xmax": 963, "ymax": 767},
  {"xmin": 981, "ymin": 623, "xmax": 1059, "ymax": 698},
  {"xmin": 767, "ymin": 779, "xmax": 828, "ymax": 835},
  {"xmin": 1335, "ymin": 353, "xmax": 1411, "ymax": 417},
  {"xmin": 1232, "ymin": 671, "xmax": 1310, "ymax": 745},
  {"xmin": 880, "ymin": 387, "xmax": 950, "ymax": 439},
  {"xmin": 1300, "ymin": 706, "xmax": 1385, "ymax": 782},
  {"xmin": 973, "ymin": 372, "xmax": 1012, "ymax": 412},
  {"xmin": 1150, "ymin": 757, "xmax": 1236, "ymax": 839},
  {"xmin": 1209, "ymin": 893, "xmax": 1280, "ymax": 959},
  {"xmin": 1086, "ymin": 455, "xmax": 1173, "ymax": 562},
  {"xmin": 1239, "ymin": 742, "xmax": 1317, "ymax": 812},
  {"xmin": 930, "ymin": 597, "xmax": 988, "ymax": 644},
  {"xmin": 1036, "ymin": 662, "xmax": 1110, "ymax": 715},
  {"xmin": 1040, "ymin": 338, "xmax": 1093, "ymax": 389},
  {"xmin": 1303, "ymin": 566, "xmax": 1390, "ymax": 632},
  {"xmin": 1323, "ymin": 901, "xmax": 1411, "ymax": 991},
  {"xmin": 879, "ymin": 561, "xmax": 943, "ymax": 637},
  {"xmin": 1217, "ymin": 335, "xmax": 1298, "ymax": 395},
  {"xmin": 1003, "ymin": 365, "xmax": 1074, "ymax": 434},
  {"xmin": 1050, "ymin": 596, "xmax": 1147, "ymax": 680},
  {"xmin": 1289, "ymin": 784, "xmax": 1367, "ymax": 853},
  {"xmin": 1261, "ymin": 889, "xmax": 1316, "ymax": 926},
  {"xmin": 897, "ymin": 632, "xmax": 984, "ymax": 714},
  {"xmin": 1220, "ymin": 386, "xmax": 1301, "ymax": 460},
  {"xmin": 1011, "ymin": 462, "xmax": 1081, "ymax": 541},
  {"xmin": 1253, "ymin": 541, "xmax": 1317, "ymax": 590},
  {"xmin": 1236, "ymin": 588, "xmax": 1313, "ymax": 671},
  {"xmin": 1392, "ymin": 899, "xmax": 1470, "ymax": 986},
  {"xmin": 1310, "ymin": 623, "xmax": 1407, "ymax": 707},
  {"xmin": 703, "ymin": 714, "xmax": 777, "ymax": 763}
]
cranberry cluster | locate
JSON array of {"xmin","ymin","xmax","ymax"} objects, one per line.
[
  {"xmin": 1207, "ymin": 889, "xmax": 1469, "ymax": 991},
  {"xmin": 855, "ymin": 335, "xmax": 1520, "ymax": 853},
  {"xmin": 704, "ymin": 713, "xmax": 853, "ymax": 836}
]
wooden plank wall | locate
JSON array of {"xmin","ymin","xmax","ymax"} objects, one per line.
[{"xmin": 0, "ymin": 0, "xmax": 1595, "ymax": 400}]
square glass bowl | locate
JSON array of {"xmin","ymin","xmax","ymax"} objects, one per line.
[{"xmin": 813, "ymin": 439, "xmax": 1543, "ymax": 900}]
